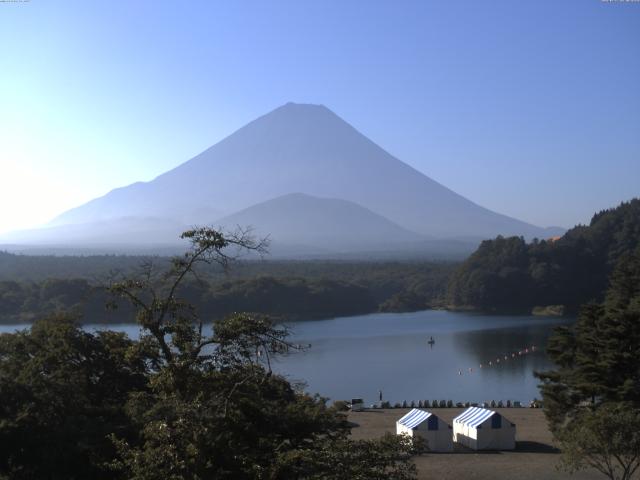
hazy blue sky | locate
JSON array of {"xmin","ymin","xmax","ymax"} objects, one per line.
[{"xmin": 1, "ymin": 0, "xmax": 638, "ymax": 233}]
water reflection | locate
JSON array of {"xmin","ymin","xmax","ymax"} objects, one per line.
[
  {"xmin": 275, "ymin": 311, "xmax": 571, "ymax": 405},
  {"xmin": 452, "ymin": 325, "xmax": 556, "ymax": 376}
]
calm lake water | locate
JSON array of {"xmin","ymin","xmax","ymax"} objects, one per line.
[{"xmin": 0, "ymin": 310, "xmax": 570, "ymax": 405}]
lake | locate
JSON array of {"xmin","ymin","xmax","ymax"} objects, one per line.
[{"xmin": 0, "ymin": 310, "xmax": 570, "ymax": 405}]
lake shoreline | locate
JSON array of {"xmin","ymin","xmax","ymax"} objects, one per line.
[
  {"xmin": 2, "ymin": 310, "xmax": 571, "ymax": 404},
  {"xmin": 0, "ymin": 304, "xmax": 572, "ymax": 327}
]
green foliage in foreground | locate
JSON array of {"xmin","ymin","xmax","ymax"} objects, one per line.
[
  {"xmin": 448, "ymin": 198, "xmax": 640, "ymax": 313},
  {"xmin": 537, "ymin": 247, "xmax": 640, "ymax": 480},
  {"xmin": 0, "ymin": 228, "xmax": 423, "ymax": 479},
  {"xmin": 0, "ymin": 316, "xmax": 422, "ymax": 480},
  {"xmin": 556, "ymin": 404, "xmax": 640, "ymax": 480}
]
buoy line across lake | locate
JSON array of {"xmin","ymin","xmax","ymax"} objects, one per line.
[{"xmin": 457, "ymin": 345, "xmax": 537, "ymax": 376}]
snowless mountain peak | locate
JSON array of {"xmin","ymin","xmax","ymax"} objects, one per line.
[{"xmin": 18, "ymin": 102, "xmax": 564, "ymax": 254}]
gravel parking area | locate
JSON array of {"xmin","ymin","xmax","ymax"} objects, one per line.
[{"xmin": 348, "ymin": 408, "xmax": 603, "ymax": 480}]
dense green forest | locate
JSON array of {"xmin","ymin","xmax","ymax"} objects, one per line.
[
  {"xmin": 0, "ymin": 257, "xmax": 455, "ymax": 324},
  {"xmin": 447, "ymin": 199, "xmax": 640, "ymax": 313},
  {"xmin": 0, "ymin": 229, "xmax": 421, "ymax": 479}
]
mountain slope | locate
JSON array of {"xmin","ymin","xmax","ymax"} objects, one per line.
[
  {"xmin": 50, "ymin": 103, "xmax": 561, "ymax": 240},
  {"xmin": 214, "ymin": 193, "xmax": 424, "ymax": 253},
  {"xmin": 2, "ymin": 217, "xmax": 187, "ymax": 248}
]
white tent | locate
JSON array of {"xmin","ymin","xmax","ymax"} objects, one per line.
[
  {"xmin": 396, "ymin": 409, "xmax": 453, "ymax": 452},
  {"xmin": 452, "ymin": 406, "xmax": 516, "ymax": 450}
]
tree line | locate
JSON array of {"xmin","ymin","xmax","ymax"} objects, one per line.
[{"xmin": 0, "ymin": 262, "xmax": 454, "ymax": 324}]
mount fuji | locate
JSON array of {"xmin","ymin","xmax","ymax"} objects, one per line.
[{"xmin": 2, "ymin": 103, "xmax": 563, "ymax": 256}]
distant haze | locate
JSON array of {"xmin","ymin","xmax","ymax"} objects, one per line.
[
  {"xmin": 2, "ymin": 103, "xmax": 565, "ymax": 257},
  {"xmin": 1, "ymin": 2, "xmax": 638, "ymax": 235}
]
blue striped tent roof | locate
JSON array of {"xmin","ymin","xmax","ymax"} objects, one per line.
[
  {"xmin": 453, "ymin": 407, "xmax": 496, "ymax": 428},
  {"xmin": 397, "ymin": 409, "xmax": 432, "ymax": 429}
]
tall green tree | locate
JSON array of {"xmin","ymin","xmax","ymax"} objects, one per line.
[
  {"xmin": 536, "ymin": 248, "xmax": 640, "ymax": 479},
  {"xmin": 537, "ymin": 248, "xmax": 640, "ymax": 426}
]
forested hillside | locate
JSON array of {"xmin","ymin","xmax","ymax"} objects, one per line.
[
  {"xmin": 447, "ymin": 199, "xmax": 640, "ymax": 313},
  {"xmin": 0, "ymin": 259, "xmax": 454, "ymax": 324}
]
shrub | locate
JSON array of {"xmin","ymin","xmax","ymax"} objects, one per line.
[{"xmin": 333, "ymin": 400, "xmax": 350, "ymax": 412}]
